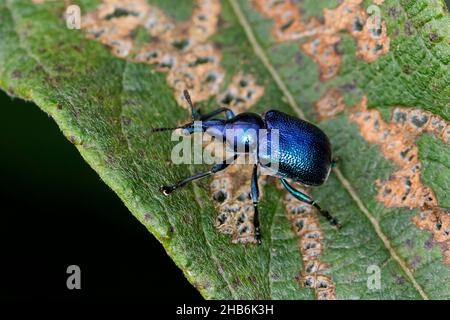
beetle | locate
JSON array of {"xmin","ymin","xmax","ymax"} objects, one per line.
[{"xmin": 152, "ymin": 90, "xmax": 340, "ymax": 243}]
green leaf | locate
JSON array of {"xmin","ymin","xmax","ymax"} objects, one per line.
[{"xmin": 1, "ymin": 0, "xmax": 449, "ymax": 299}]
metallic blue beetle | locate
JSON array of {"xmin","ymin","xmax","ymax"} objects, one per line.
[{"xmin": 153, "ymin": 90, "xmax": 339, "ymax": 243}]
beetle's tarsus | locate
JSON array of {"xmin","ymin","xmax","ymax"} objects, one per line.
[
  {"xmin": 160, "ymin": 185, "xmax": 175, "ymax": 196},
  {"xmin": 312, "ymin": 202, "xmax": 341, "ymax": 229},
  {"xmin": 251, "ymin": 166, "xmax": 262, "ymax": 245},
  {"xmin": 254, "ymin": 227, "xmax": 262, "ymax": 245},
  {"xmin": 326, "ymin": 213, "xmax": 342, "ymax": 229}
]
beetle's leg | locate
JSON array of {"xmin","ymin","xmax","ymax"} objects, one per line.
[
  {"xmin": 183, "ymin": 89, "xmax": 202, "ymax": 120},
  {"xmin": 250, "ymin": 164, "xmax": 261, "ymax": 244},
  {"xmin": 280, "ymin": 178, "xmax": 341, "ymax": 228},
  {"xmin": 160, "ymin": 154, "xmax": 238, "ymax": 195}
]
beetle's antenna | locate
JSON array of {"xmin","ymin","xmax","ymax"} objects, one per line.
[
  {"xmin": 150, "ymin": 127, "xmax": 183, "ymax": 133},
  {"xmin": 150, "ymin": 91, "xmax": 197, "ymax": 133},
  {"xmin": 150, "ymin": 123, "xmax": 192, "ymax": 133}
]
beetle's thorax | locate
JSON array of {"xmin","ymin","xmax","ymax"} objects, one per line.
[{"xmin": 203, "ymin": 112, "xmax": 265, "ymax": 154}]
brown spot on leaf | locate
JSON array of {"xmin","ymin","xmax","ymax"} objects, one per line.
[
  {"xmin": 7, "ymin": 86, "xmax": 15, "ymax": 96},
  {"xmin": 350, "ymin": 97, "xmax": 450, "ymax": 265},
  {"xmin": 253, "ymin": 0, "xmax": 390, "ymax": 80},
  {"xmin": 121, "ymin": 116, "xmax": 132, "ymax": 126},
  {"xmin": 143, "ymin": 212, "xmax": 153, "ymax": 222},
  {"xmin": 404, "ymin": 20, "xmax": 413, "ymax": 36},
  {"xmin": 409, "ymin": 255, "xmax": 422, "ymax": 270},
  {"xmin": 217, "ymin": 73, "xmax": 264, "ymax": 113},
  {"xmin": 315, "ymin": 88, "xmax": 346, "ymax": 121},
  {"xmin": 388, "ymin": 7, "xmax": 400, "ymax": 19},
  {"xmin": 68, "ymin": 135, "xmax": 82, "ymax": 145},
  {"xmin": 11, "ymin": 70, "xmax": 22, "ymax": 80},
  {"xmin": 429, "ymin": 32, "xmax": 439, "ymax": 42},
  {"xmin": 301, "ymin": 35, "xmax": 341, "ymax": 81},
  {"xmin": 395, "ymin": 274, "xmax": 406, "ymax": 285}
]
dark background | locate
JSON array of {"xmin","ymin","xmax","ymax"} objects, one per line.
[{"xmin": 0, "ymin": 90, "xmax": 201, "ymax": 300}]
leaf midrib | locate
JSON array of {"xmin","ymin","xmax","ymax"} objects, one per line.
[{"xmin": 228, "ymin": 0, "xmax": 429, "ymax": 300}]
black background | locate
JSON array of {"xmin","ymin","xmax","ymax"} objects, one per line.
[{"xmin": 0, "ymin": 90, "xmax": 201, "ymax": 300}]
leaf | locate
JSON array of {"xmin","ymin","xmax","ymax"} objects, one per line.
[{"xmin": 1, "ymin": 0, "xmax": 449, "ymax": 299}]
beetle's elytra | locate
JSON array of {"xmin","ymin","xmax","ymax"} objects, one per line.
[{"xmin": 152, "ymin": 90, "xmax": 340, "ymax": 244}]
